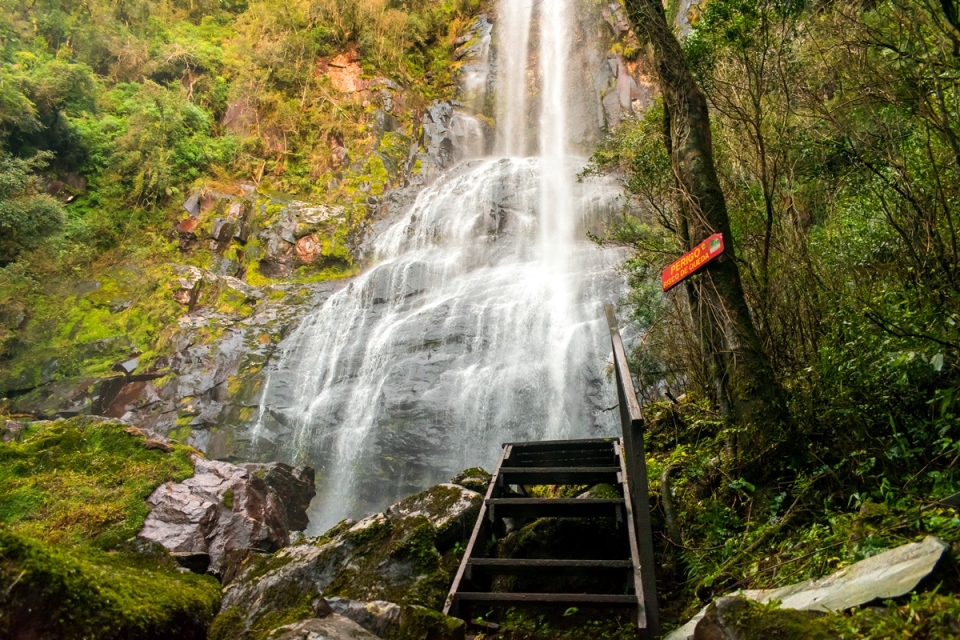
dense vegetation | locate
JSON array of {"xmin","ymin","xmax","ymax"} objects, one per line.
[{"xmin": 591, "ymin": 0, "xmax": 960, "ymax": 629}]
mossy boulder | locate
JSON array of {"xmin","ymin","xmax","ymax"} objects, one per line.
[
  {"xmin": 0, "ymin": 416, "xmax": 196, "ymax": 547},
  {"xmin": 212, "ymin": 480, "xmax": 483, "ymax": 639},
  {"xmin": 694, "ymin": 596, "xmax": 833, "ymax": 640},
  {"xmin": 450, "ymin": 467, "xmax": 491, "ymax": 493},
  {"xmin": 386, "ymin": 482, "xmax": 484, "ymax": 549},
  {"xmin": 0, "ymin": 528, "xmax": 221, "ymax": 640},
  {"xmin": 0, "ymin": 416, "xmax": 222, "ymax": 639}
]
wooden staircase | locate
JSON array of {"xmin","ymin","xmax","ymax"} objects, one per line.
[{"xmin": 443, "ymin": 305, "xmax": 660, "ymax": 639}]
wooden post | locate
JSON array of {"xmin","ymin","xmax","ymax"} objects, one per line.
[{"xmin": 605, "ymin": 304, "xmax": 660, "ymax": 640}]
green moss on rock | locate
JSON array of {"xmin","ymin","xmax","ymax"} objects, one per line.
[
  {"xmin": 451, "ymin": 467, "xmax": 491, "ymax": 493},
  {"xmin": 0, "ymin": 527, "xmax": 220, "ymax": 640},
  {"xmin": 0, "ymin": 417, "xmax": 220, "ymax": 639},
  {"xmin": 0, "ymin": 528, "xmax": 221, "ymax": 640},
  {"xmin": 0, "ymin": 417, "xmax": 195, "ymax": 548},
  {"xmin": 327, "ymin": 514, "xmax": 448, "ymax": 608},
  {"xmin": 386, "ymin": 606, "xmax": 465, "ymax": 640}
]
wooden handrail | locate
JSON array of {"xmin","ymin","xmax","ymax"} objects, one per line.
[
  {"xmin": 605, "ymin": 304, "xmax": 645, "ymax": 423},
  {"xmin": 605, "ymin": 303, "xmax": 660, "ymax": 640}
]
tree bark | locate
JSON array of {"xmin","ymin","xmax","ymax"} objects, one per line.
[{"xmin": 623, "ymin": 0, "xmax": 789, "ymax": 456}]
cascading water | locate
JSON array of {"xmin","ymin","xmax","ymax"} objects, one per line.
[{"xmin": 252, "ymin": 0, "xmax": 630, "ymax": 534}]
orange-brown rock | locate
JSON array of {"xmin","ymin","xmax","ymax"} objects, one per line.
[{"xmin": 295, "ymin": 234, "xmax": 322, "ymax": 264}]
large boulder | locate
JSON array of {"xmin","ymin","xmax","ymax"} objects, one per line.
[
  {"xmin": 385, "ymin": 482, "xmax": 483, "ymax": 549},
  {"xmin": 138, "ymin": 456, "xmax": 316, "ymax": 574},
  {"xmin": 210, "ymin": 481, "xmax": 481, "ymax": 639},
  {"xmin": 244, "ymin": 462, "xmax": 316, "ymax": 531}
]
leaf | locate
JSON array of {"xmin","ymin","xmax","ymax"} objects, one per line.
[{"xmin": 930, "ymin": 353, "xmax": 944, "ymax": 372}]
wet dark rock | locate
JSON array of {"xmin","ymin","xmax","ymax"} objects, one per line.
[
  {"xmin": 212, "ymin": 218, "xmax": 237, "ymax": 254},
  {"xmin": 242, "ymin": 462, "xmax": 316, "ymax": 532},
  {"xmin": 373, "ymin": 109, "xmax": 400, "ymax": 136},
  {"xmin": 113, "ymin": 357, "xmax": 139, "ymax": 375},
  {"xmin": 6, "ymin": 375, "xmax": 96, "ymax": 415},
  {"xmin": 410, "ymin": 102, "xmax": 491, "ymax": 186},
  {"xmin": 455, "ymin": 15, "xmax": 492, "ymax": 113},
  {"xmin": 257, "ymin": 201, "xmax": 346, "ymax": 276},
  {"xmin": 183, "ymin": 192, "xmax": 202, "ymax": 217},
  {"xmin": 177, "ymin": 217, "xmax": 202, "ymax": 251},
  {"xmin": 138, "ymin": 455, "xmax": 316, "ymax": 574},
  {"xmin": 171, "ymin": 266, "xmax": 204, "ymax": 308},
  {"xmin": 171, "ymin": 551, "xmax": 212, "ymax": 574}
]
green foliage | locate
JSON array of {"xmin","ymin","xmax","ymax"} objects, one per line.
[
  {"xmin": 0, "ymin": 151, "xmax": 65, "ymax": 263},
  {"xmin": 638, "ymin": 395, "xmax": 960, "ymax": 628},
  {"xmin": 0, "ymin": 0, "xmax": 483, "ymax": 274},
  {"xmin": 0, "ymin": 0, "xmax": 484, "ymax": 406},
  {"xmin": 595, "ymin": 1, "xmax": 960, "ymax": 589},
  {"xmin": 101, "ymin": 80, "xmax": 236, "ymax": 207},
  {"xmin": 0, "ymin": 259, "xmax": 186, "ymax": 392}
]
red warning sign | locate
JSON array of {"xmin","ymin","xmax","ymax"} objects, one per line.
[{"xmin": 661, "ymin": 233, "xmax": 725, "ymax": 292}]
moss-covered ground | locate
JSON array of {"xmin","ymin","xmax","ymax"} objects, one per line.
[
  {"xmin": 0, "ymin": 417, "xmax": 221, "ymax": 639},
  {"xmin": 0, "ymin": 417, "xmax": 195, "ymax": 546},
  {"xmin": 705, "ymin": 592, "xmax": 960, "ymax": 639},
  {"xmin": 636, "ymin": 396, "xmax": 960, "ymax": 635}
]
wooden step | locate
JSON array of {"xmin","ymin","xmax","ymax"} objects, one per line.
[
  {"xmin": 486, "ymin": 498, "xmax": 623, "ymax": 520},
  {"xmin": 454, "ymin": 592, "xmax": 638, "ymax": 606},
  {"xmin": 506, "ymin": 450, "xmax": 619, "ymax": 469},
  {"xmin": 499, "ymin": 466, "xmax": 621, "ymax": 485},
  {"xmin": 466, "ymin": 558, "xmax": 633, "ymax": 579},
  {"xmin": 504, "ymin": 438, "xmax": 618, "ymax": 452}
]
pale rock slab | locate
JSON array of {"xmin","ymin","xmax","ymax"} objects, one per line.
[{"xmin": 667, "ymin": 536, "xmax": 949, "ymax": 640}]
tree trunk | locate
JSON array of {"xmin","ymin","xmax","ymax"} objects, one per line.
[{"xmin": 624, "ymin": 0, "xmax": 789, "ymax": 457}]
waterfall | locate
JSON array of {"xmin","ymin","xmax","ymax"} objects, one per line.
[
  {"xmin": 252, "ymin": 0, "xmax": 629, "ymax": 534},
  {"xmin": 494, "ymin": 0, "xmax": 532, "ymax": 156}
]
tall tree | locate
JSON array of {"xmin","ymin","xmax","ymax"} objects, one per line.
[{"xmin": 622, "ymin": 0, "xmax": 789, "ymax": 458}]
